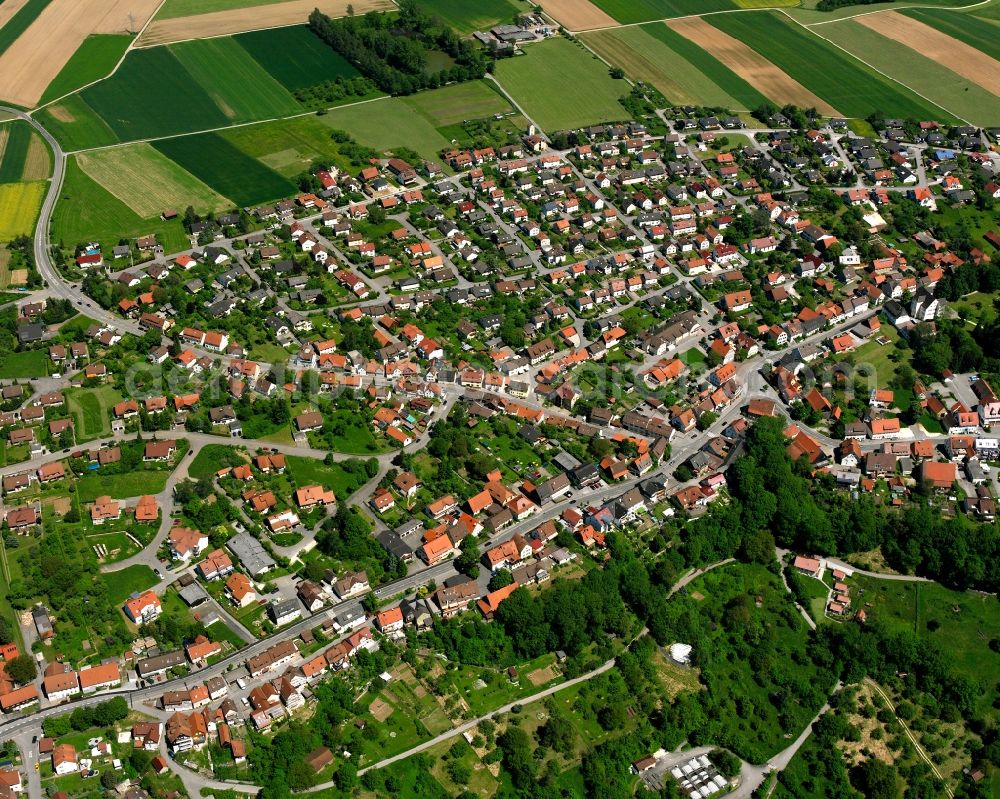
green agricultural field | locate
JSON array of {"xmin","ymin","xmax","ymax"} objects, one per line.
[
  {"xmin": 852, "ymin": 575, "xmax": 1000, "ymax": 717},
  {"xmin": 155, "ymin": 0, "xmax": 312, "ymax": 17},
  {"xmin": 402, "ymin": 80, "xmax": 513, "ymax": 127},
  {"xmin": 52, "ymin": 159, "xmax": 191, "ymax": 252},
  {"xmin": 0, "ymin": 121, "xmax": 31, "ymax": 184},
  {"xmin": 102, "ymin": 564, "xmax": 158, "ymax": 605},
  {"xmin": 285, "ymin": 455, "xmax": 364, "ymax": 499},
  {"xmin": 416, "ymin": 0, "xmax": 527, "ymax": 33},
  {"xmin": 81, "ymin": 46, "xmax": 229, "ymax": 142},
  {"xmin": 34, "ymin": 95, "xmax": 119, "ymax": 152},
  {"xmin": 222, "ymin": 115, "xmax": 348, "ymax": 176},
  {"xmin": 494, "ymin": 38, "xmax": 628, "ymax": 132},
  {"xmin": 0, "ymin": 0, "xmax": 53, "ymax": 56},
  {"xmin": 0, "ymin": 181, "xmax": 45, "ymax": 239},
  {"xmin": 590, "ymin": 0, "xmax": 736, "ymax": 25},
  {"xmin": 76, "ymin": 470, "xmax": 169, "ymax": 503},
  {"xmin": 77, "ymin": 143, "xmax": 233, "ymax": 219},
  {"xmin": 900, "ymin": 7, "xmax": 1000, "ymax": 60},
  {"xmin": 316, "ymin": 98, "xmax": 452, "ymax": 161},
  {"xmin": 583, "ymin": 23, "xmax": 766, "ymax": 110},
  {"xmin": 39, "ymin": 35, "xmax": 133, "ymax": 105},
  {"xmin": 170, "ymin": 37, "xmax": 301, "ymax": 121},
  {"xmin": 710, "ymin": 12, "xmax": 951, "ymax": 121},
  {"xmin": 817, "ymin": 20, "xmax": 998, "ymax": 126},
  {"xmin": 153, "ymin": 132, "xmax": 295, "ymax": 206},
  {"xmin": 235, "ymin": 26, "xmax": 361, "ymax": 91}
]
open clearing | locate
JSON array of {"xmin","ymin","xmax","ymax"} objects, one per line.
[
  {"xmin": 856, "ymin": 11, "xmax": 1000, "ymax": 95},
  {"xmin": 541, "ymin": 0, "xmax": 619, "ymax": 31},
  {"xmin": 403, "ymin": 81, "xmax": 513, "ymax": 127},
  {"xmin": 493, "ymin": 38, "xmax": 627, "ymax": 132},
  {"xmin": 77, "ymin": 143, "xmax": 232, "ymax": 219},
  {"xmin": 819, "ymin": 17, "xmax": 999, "ymax": 126},
  {"xmin": 138, "ymin": 0, "xmax": 394, "ymax": 45},
  {"xmin": 0, "ymin": 181, "xmax": 44, "ymax": 239},
  {"xmin": 0, "ymin": 0, "xmax": 159, "ymax": 108},
  {"xmin": 667, "ymin": 16, "xmax": 838, "ymax": 115}
]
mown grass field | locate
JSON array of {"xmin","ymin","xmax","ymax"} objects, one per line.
[
  {"xmin": 817, "ymin": 19, "xmax": 998, "ymax": 126},
  {"xmin": 900, "ymin": 7, "xmax": 1000, "ymax": 60},
  {"xmin": 416, "ymin": 0, "xmax": 527, "ymax": 33},
  {"xmin": 317, "ymin": 98, "xmax": 453, "ymax": 161},
  {"xmin": 0, "ymin": 0, "xmax": 53, "ymax": 56},
  {"xmin": 494, "ymin": 38, "xmax": 627, "ymax": 131},
  {"xmin": 0, "ymin": 180, "xmax": 45, "ymax": 239},
  {"xmin": 102, "ymin": 564, "xmax": 158, "ymax": 605},
  {"xmin": 76, "ymin": 142, "xmax": 233, "ymax": 219},
  {"xmin": 583, "ymin": 23, "xmax": 766, "ymax": 109},
  {"xmin": 234, "ymin": 25, "xmax": 361, "ymax": 91},
  {"xmin": 52, "ymin": 159, "xmax": 191, "ymax": 252},
  {"xmin": 76, "ymin": 470, "xmax": 169, "ymax": 503},
  {"xmin": 34, "ymin": 94, "xmax": 119, "ymax": 152},
  {"xmin": 39, "ymin": 34, "xmax": 133, "ymax": 105},
  {"xmin": 153, "ymin": 132, "xmax": 295, "ymax": 206},
  {"xmin": 171, "ymin": 37, "xmax": 301, "ymax": 121},
  {"xmin": 65, "ymin": 385, "xmax": 121, "ymax": 439},
  {"xmin": 285, "ymin": 455, "xmax": 364, "ymax": 499},
  {"xmin": 0, "ymin": 120, "xmax": 31, "ymax": 183},
  {"xmin": 710, "ymin": 11, "xmax": 951, "ymax": 120},
  {"xmin": 0, "ymin": 348, "xmax": 48, "ymax": 378},
  {"xmin": 402, "ymin": 80, "xmax": 513, "ymax": 127}
]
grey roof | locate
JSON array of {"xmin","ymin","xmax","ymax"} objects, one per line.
[{"xmin": 227, "ymin": 532, "xmax": 276, "ymax": 576}]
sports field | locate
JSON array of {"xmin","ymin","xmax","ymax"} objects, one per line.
[
  {"xmin": 317, "ymin": 98, "xmax": 453, "ymax": 161},
  {"xmin": 170, "ymin": 37, "xmax": 301, "ymax": 121},
  {"xmin": 818, "ymin": 17, "xmax": 999, "ymax": 126},
  {"xmin": 77, "ymin": 143, "xmax": 233, "ymax": 219},
  {"xmin": 38, "ymin": 34, "xmax": 132, "ymax": 105},
  {"xmin": 234, "ymin": 25, "xmax": 361, "ymax": 91},
  {"xmin": 417, "ymin": 0, "xmax": 528, "ymax": 34},
  {"xmin": 493, "ymin": 38, "xmax": 627, "ymax": 132},
  {"xmin": 403, "ymin": 81, "xmax": 513, "ymax": 128},
  {"xmin": 709, "ymin": 11, "xmax": 951, "ymax": 121},
  {"xmin": 153, "ymin": 132, "xmax": 296, "ymax": 206},
  {"xmin": 52, "ymin": 159, "xmax": 190, "ymax": 253},
  {"xmin": 0, "ymin": 181, "xmax": 45, "ymax": 239},
  {"xmin": 900, "ymin": 7, "xmax": 1000, "ymax": 60},
  {"xmin": 583, "ymin": 23, "xmax": 766, "ymax": 109},
  {"xmin": 140, "ymin": 0, "xmax": 394, "ymax": 45}
]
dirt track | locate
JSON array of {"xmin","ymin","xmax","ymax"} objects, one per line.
[
  {"xmin": 137, "ymin": 0, "xmax": 394, "ymax": 45},
  {"xmin": 541, "ymin": 0, "xmax": 619, "ymax": 31},
  {"xmin": 856, "ymin": 11, "xmax": 1000, "ymax": 96},
  {"xmin": 667, "ymin": 16, "xmax": 840, "ymax": 116},
  {"xmin": 0, "ymin": 0, "xmax": 160, "ymax": 107}
]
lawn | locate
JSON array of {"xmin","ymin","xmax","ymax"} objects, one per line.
[
  {"xmin": 710, "ymin": 11, "xmax": 953, "ymax": 121},
  {"xmin": 901, "ymin": 7, "xmax": 1000, "ymax": 60},
  {"xmin": 583, "ymin": 23, "xmax": 766, "ymax": 110},
  {"xmin": 170, "ymin": 36, "xmax": 302, "ymax": 120},
  {"xmin": 65, "ymin": 385, "xmax": 122, "ymax": 439},
  {"xmin": 76, "ymin": 143, "xmax": 233, "ymax": 219},
  {"xmin": 34, "ymin": 94, "xmax": 120, "ymax": 152},
  {"xmin": 817, "ymin": 19, "xmax": 998, "ymax": 126},
  {"xmin": 189, "ymin": 444, "xmax": 247, "ymax": 481},
  {"xmin": 841, "ymin": 325, "xmax": 909, "ymax": 392},
  {"xmin": 0, "ymin": 180, "xmax": 44, "ymax": 239},
  {"xmin": 416, "ymin": 0, "xmax": 528, "ymax": 33},
  {"xmin": 402, "ymin": 80, "xmax": 513, "ymax": 128},
  {"xmin": 285, "ymin": 455, "xmax": 364, "ymax": 499},
  {"xmin": 101, "ymin": 564, "xmax": 158, "ymax": 605},
  {"xmin": 53, "ymin": 159, "xmax": 190, "ymax": 252},
  {"xmin": 153, "ymin": 132, "xmax": 296, "ymax": 206},
  {"xmin": 317, "ymin": 97, "xmax": 453, "ymax": 161},
  {"xmin": 0, "ymin": 0, "xmax": 53, "ymax": 56},
  {"xmin": 0, "ymin": 347, "xmax": 48, "ymax": 378},
  {"xmin": 76, "ymin": 470, "xmax": 169, "ymax": 503},
  {"xmin": 851, "ymin": 575, "xmax": 1000, "ymax": 718},
  {"xmin": 590, "ymin": 0, "xmax": 737, "ymax": 24},
  {"xmin": 39, "ymin": 34, "xmax": 133, "ymax": 104},
  {"xmin": 235, "ymin": 25, "xmax": 362, "ymax": 91},
  {"xmin": 0, "ymin": 121, "xmax": 32, "ymax": 183},
  {"xmin": 493, "ymin": 38, "xmax": 628, "ymax": 132}
]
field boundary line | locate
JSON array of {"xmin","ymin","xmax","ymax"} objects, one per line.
[
  {"xmin": 805, "ymin": 0, "xmax": 993, "ymax": 25},
  {"xmin": 30, "ymin": 0, "xmax": 169, "ymax": 114},
  {"xmin": 61, "ymin": 93, "xmax": 393, "ymax": 156},
  {"xmin": 779, "ymin": 9, "xmax": 971, "ymax": 125}
]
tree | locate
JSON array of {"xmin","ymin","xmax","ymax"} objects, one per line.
[
  {"xmin": 609, "ymin": 67, "xmax": 625, "ymax": 79},
  {"xmin": 497, "ymin": 727, "xmax": 535, "ymax": 789},
  {"xmin": 4, "ymin": 654, "xmax": 35, "ymax": 684},
  {"xmin": 488, "ymin": 569, "xmax": 514, "ymax": 591}
]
